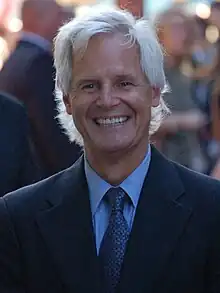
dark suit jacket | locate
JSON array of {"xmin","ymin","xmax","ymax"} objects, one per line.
[
  {"xmin": 0, "ymin": 146, "xmax": 220, "ymax": 293},
  {"xmin": 0, "ymin": 93, "xmax": 38, "ymax": 196},
  {"xmin": 0, "ymin": 38, "xmax": 80, "ymax": 176}
]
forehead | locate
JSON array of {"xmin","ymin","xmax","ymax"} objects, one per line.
[{"xmin": 72, "ymin": 33, "xmax": 143, "ymax": 80}]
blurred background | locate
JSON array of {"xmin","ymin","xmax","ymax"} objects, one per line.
[
  {"xmin": 2, "ymin": 0, "xmax": 220, "ymax": 69},
  {"xmin": 2, "ymin": 0, "xmax": 220, "ymax": 180}
]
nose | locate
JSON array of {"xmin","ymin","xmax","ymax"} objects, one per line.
[{"xmin": 96, "ymin": 84, "xmax": 120, "ymax": 108}]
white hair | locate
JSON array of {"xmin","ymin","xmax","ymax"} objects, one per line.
[{"xmin": 54, "ymin": 5, "xmax": 170, "ymax": 146}]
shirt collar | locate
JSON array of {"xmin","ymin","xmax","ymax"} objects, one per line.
[
  {"xmin": 21, "ymin": 32, "xmax": 52, "ymax": 53},
  {"xmin": 85, "ymin": 145, "xmax": 151, "ymax": 217}
]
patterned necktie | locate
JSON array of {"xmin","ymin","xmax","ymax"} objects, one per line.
[{"xmin": 99, "ymin": 187, "xmax": 130, "ymax": 293}]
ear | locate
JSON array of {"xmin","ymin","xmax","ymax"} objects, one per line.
[
  {"xmin": 151, "ymin": 86, "xmax": 161, "ymax": 107},
  {"xmin": 63, "ymin": 94, "xmax": 72, "ymax": 115}
]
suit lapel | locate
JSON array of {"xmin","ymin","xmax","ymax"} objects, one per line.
[
  {"xmin": 36, "ymin": 157, "xmax": 101, "ymax": 293},
  {"xmin": 118, "ymin": 147, "xmax": 193, "ymax": 293},
  {"xmin": 36, "ymin": 147, "xmax": 193, "ymax": 293}
]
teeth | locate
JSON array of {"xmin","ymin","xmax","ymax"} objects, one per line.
[{"xmin": 96, "ymin": 117, "xmax": 128, "ymax": 125}]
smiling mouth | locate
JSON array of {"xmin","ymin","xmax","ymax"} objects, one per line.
[{"xmin": 94, "ymin": 116, "xmax": 129, "ymax": 126}]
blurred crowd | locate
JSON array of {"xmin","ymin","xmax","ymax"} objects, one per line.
[
  {"xmin": 1, "ymin": 0, "xmax": 220, "ymax": 197},
  {"xmin": 154, "ymin": 1, "xmax": 220, "ymax": 178}
]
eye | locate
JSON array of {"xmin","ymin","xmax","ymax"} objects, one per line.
[
  {"xmin": 81, "ymin": 83, "xmax": 97, "ymax": 92},
  {"xmin": 118, "ymin": 81, "xmax": 134, "ymax": 88}
]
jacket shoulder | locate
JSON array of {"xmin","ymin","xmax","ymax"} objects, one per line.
[
  {"xmin": 1, "ymin": 166, "xmax": 73, "ymax": 215},
  {"xmin": 1, "ymin": 157, "xmax": 84, "ymax": 214},
  {"xmin": 0, "ymin": 41, "xmax": 52, "ymax": 76},
  {"xmin": 173, "ymin": 162, "xmax": 220, "ymax": 209}
]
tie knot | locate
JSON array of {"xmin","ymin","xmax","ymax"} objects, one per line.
[{"xmin": 105, "ymin": 187, "xmax": 126, "ymax": 212}]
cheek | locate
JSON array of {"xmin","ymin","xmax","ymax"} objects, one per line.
[
  {"xmin": 71, "ymin": 106, "xmax": 85, "ymax": 134},
  {"xmin": 71, "ymin": 97, "xmax": 90, "ymax": 125},
  {"xmin": 127, "ymin": 92, "xmax": 151, "ymax": 118},
  {"xmin": 136, "ymin": 90, "xmax": 154, "ymax": 121}
]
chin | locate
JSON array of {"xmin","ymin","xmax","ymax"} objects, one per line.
[{"xmin": 93, "ymin": 140, "xmax": 134, "ymax": 154}]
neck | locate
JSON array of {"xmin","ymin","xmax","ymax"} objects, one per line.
[{"xmin": 85, "ymin": 141, "xmax": 149, "ymax": 186}]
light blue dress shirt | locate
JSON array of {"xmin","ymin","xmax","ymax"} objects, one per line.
[{"xmin": 84, "ymin": 145, "xmax": 151, "ymax": 253}]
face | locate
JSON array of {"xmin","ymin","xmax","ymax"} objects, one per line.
[
  {"xmin": 64, "ymin": 33, "xmax": 159, "ymax": 157},
  {"xmin": 42, "ymin": 4, "xmax": 73, "ymax": 39},
  {"xmin": 163, "ymin": 17, "xmax": 189, "ymax": 56},
  {"xmin": 53, "ymin": 7, "xmax": 73, "ymax": 32}
]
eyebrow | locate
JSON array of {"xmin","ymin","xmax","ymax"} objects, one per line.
[{"xmin": 75, "ymin": 73, "xmax": 137, "ymax": 85}]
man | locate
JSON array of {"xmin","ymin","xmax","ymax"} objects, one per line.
[
  {"xmin": 0, "ymin": 0, "xmax": 80, "ymax": 177},
  {"xmin": 0, "ymin": 92, "xmax": 38, "ymax": 196},
  {"xmin": 0, "ymin": 7, "xmax": 220, "ymax": 293}
]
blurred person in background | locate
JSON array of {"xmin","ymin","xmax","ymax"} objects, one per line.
[
  {"xmin": 211, "ymin": 74, "xmax": 220, "ymax": 182},
  {"xmin": 209, "ymin": 53, "xmax": 220, "ymax": 179},
  {"xmin": 0, "ymin": 0, "xmax": 81, "ymax": 178},
  {"xmin": 191, "ymin": 1, "xmax": 220, "ymax": 175},
  {"xmin": 210, "ymin": 59, "xmax": 220, "ymax": 178},
  {"xmin": 155, "ymin": 8, "xmax": 206, "ymax": 172},
  {"xmin": 0, "ymin": 92, "xmax": 39, "ymax": 196},
  {"xmin": 190, "ymin": 16, "xmax": 218, "ymax": 83},
  {"xmin": 189, "ymin": 13, "xmax": 220, "ymax": 175}
]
